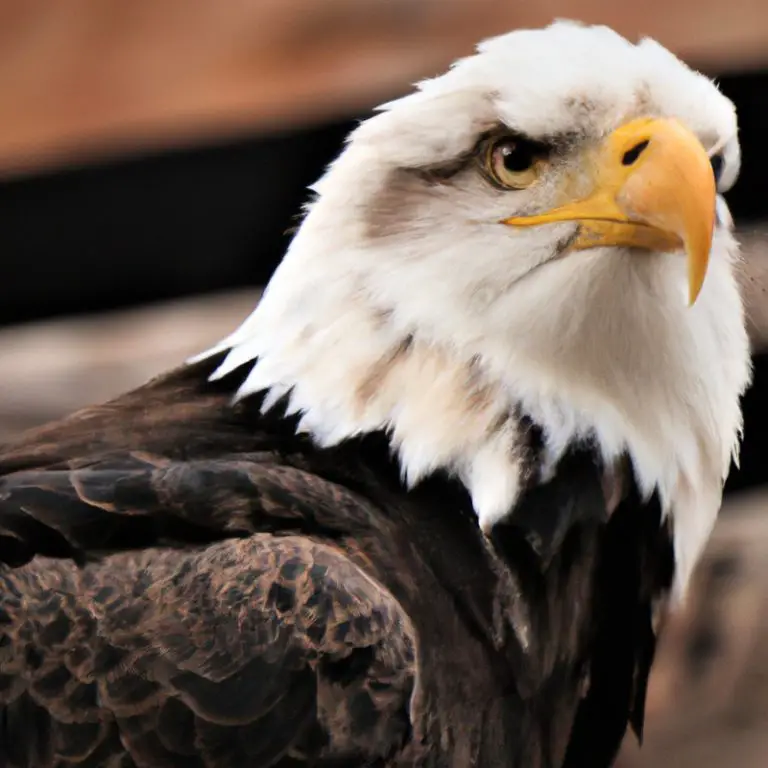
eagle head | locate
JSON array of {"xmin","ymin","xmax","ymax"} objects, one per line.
[{"xmin": 200, "ymin": 20, "xmax": 751, "ymax": 597}]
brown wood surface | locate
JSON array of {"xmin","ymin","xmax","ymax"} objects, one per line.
[{"xmin": 0, "ymin": 0, "xmax": 767, "ymax": 177}]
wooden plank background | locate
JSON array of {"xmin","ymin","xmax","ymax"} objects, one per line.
[{"xmin": 1, "ymin": 0, "xmax": 767, "ymax": 177}]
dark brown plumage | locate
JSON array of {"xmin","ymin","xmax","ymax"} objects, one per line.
[{"xmin": 0, "ymin": 353, "xmax": 674, "ymax": 767}]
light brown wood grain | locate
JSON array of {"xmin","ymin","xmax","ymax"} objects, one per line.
[
  {"xmin": 0, "ymin": 0, "xmax": 766, "ymax": 177},
  {"xmin": 0, "ymin": 290, "xmax": 259, "ymax": 436}
]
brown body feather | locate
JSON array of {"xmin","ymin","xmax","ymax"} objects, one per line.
[{"xmin": 0, "ymin": 354, "xmax": 674, "ymax": 767}]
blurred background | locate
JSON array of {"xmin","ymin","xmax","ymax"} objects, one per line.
[{"xmin": 1, "ymin": 2, "xmax": 768, "ymax": 765}]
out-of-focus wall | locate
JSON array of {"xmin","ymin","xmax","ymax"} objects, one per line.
[
  {"xmin": 618, "ymin": 489, "xmax": 768, "ymax": 768},
  {"xmin": 1, "ymin": 0, "xmax": 767, "ymax": 176}
]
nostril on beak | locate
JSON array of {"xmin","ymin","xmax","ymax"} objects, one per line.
[{"xmin": 622, "ymin": 139, "xmax": 650, "ymax": 166}]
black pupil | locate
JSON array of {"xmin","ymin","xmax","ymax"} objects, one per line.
[
  {"xmin": 501, "ymin": 142, "xmax": 535, "ymax": 173},
  {"xmin": 710, "ymin": 153, "xmax": 724, "ymax": 184}
]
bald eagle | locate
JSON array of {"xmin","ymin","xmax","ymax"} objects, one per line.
[{"xmin": 0, "ymin": 20, "xmax": 751, "ymax": 768}]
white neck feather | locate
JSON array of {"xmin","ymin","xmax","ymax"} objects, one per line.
[{"xmin": 195, "ymin": 208, "xmax": 750, "ymax": 600}]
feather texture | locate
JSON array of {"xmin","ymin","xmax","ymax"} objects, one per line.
[{"xmin": 0, "ymin": 356, "xmax": 674, "ymax": 767}]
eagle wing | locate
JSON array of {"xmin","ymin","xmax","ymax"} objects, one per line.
[
  {"xmin": 0, "ymin": 534, "xmax": 415, "ymax": 767},
  {"xmin": 0, "ymin": 356, "xmax": 381, "ymax": 567},
  {"xmin": 0, "ymin": 360, "xmax": 416, "ymax": 765},
  {"xmin": 0, "ymin": 452, "xmax": 364, "ymax": 565}
]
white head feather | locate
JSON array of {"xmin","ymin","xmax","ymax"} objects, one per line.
[{"xmin": 195, "ymin": 21, "xmax": 751, "ymax": 598}]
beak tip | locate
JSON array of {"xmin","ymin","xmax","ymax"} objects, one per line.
[{"xmin": 687, "ymin": 270, "xmax": 706, "ymax": 306}]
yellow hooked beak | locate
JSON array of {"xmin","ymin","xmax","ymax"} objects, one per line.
[{"xmin": 502, "ymin": 117, "xmax": 717, "ymax": 305}]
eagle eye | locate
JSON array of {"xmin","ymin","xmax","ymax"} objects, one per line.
[
  {"xmin": 484, "ymin": 136, "xmax": 544, "ymax": 189},
  {"xmin": 710, "ymin": 152, "xmax": 724, "ymax": 185}
]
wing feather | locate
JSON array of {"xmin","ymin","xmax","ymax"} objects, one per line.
[
  {"xmin": 0, "ymin": 453, "xmax": 377, "ymax": 566},
  {"xmin": 0, "ymin": 535, "xmax": 414, "ymax": 767}
]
